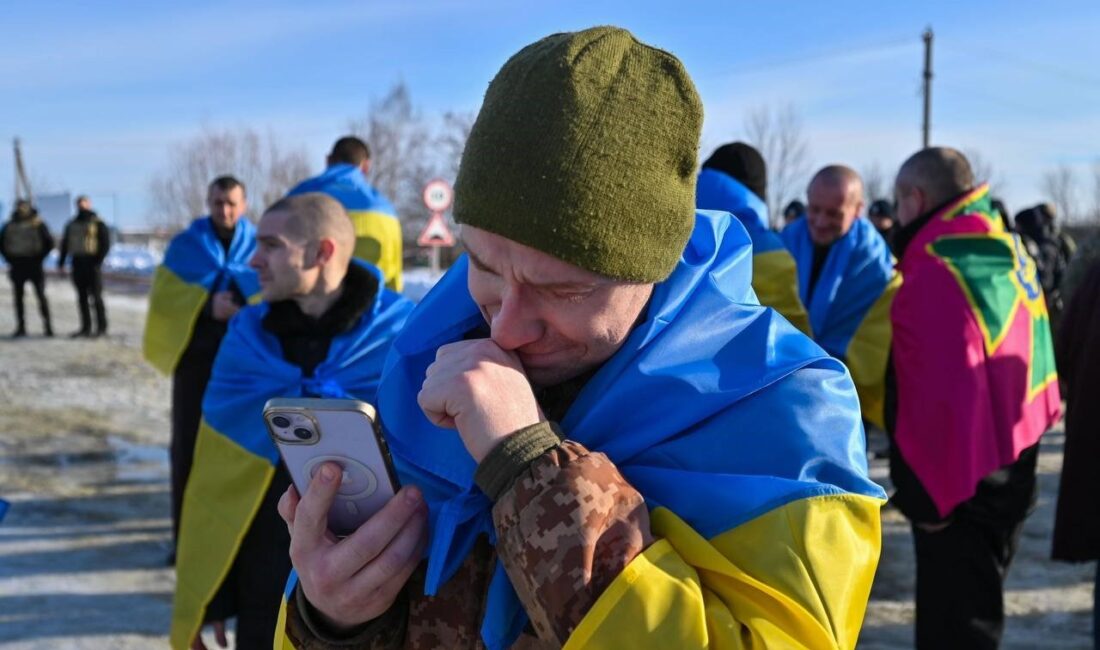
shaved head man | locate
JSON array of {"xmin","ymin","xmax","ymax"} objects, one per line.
[
  {"xmin": 806, "ymin": 165, "xmax": 865, "ymax": 247},
  {"xmin": 173, "ymin": 190, "xmax": 413, "ymax": 649},
  {"xmin": 887, "ymin": 146, "xmax": 1060, "ymax": 649},
  {"xmin": 894, "ymin": 147, "xmax": 974, "ymax": 228},
  {"xmin": 252, "ymin": 193, "xmax": 357, "ymax": 310},
  {"xmin": 780, "ymin": 163, "xmax": 897, "ymax": 429}
]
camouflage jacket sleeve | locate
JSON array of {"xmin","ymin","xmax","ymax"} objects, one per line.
[
  {"xmin": 284, "ymin": 583, "xmax": 408, "ymax": 649},
  {"xmin": 476, "ymin": 422, "xmax": 653, "ymax": 645}
]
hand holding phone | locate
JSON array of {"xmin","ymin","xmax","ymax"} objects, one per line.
[
  {"xmin": 265, "ymin": 398, "xmax": 399, "ymax": 537},
  {"xmin": 278, "ymin": 461, "xmax": 428, "ymax": 632}
]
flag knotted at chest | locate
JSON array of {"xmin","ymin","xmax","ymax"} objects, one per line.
[
  {"xmin": 142, "ymin": 216, "xmax": 261, "ymax": 375},
  {"xmin": 169, "ymin": 266, "xmax": 413, "ymax": 650},
  {"xmin": 379, "ymin": 211, "xmax": 885, "ymax": 649}
]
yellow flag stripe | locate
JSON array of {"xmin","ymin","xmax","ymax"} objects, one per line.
[
  {"xmin": 142, "ymin": 265, "xmax": 210, "ymax": 376},
  {"xmin": 566, "ymin": 493, "xmax": 883, "ymax": 649},
  {"xmin": 170, "ymin": 422, "xmax": 275, "ymax": 649}
]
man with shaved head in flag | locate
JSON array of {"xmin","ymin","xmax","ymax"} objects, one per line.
[
  {"xmin": 781, "ymin": 165, "xmax": 899, "ymax": 429},
  {"xmin": 170, "ymin": 193, "xmax": 413, "ymax": 649},
  {"xmin": 889, "ymin": 147, "xmax": 1061, "ymax": 649}
]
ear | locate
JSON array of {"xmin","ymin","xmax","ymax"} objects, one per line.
[
  {"xmin": 314, "ymin": 238, "xmax": 337, "ymax": 266},
  {"xmin": 359, "ymin": 160, "xmax": 371, "ymax": 176}
]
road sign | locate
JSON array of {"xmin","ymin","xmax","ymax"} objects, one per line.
[
  {"xmin": 417, "ymin": 212, "xmax": 455, "ymax": 248},
  {"xmin": 422, "ymin": 179, "xmax": 454, "ymax": 212}
]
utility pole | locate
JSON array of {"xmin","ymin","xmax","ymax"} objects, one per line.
[
  {"xmin": 922, "ymin": 27, "xmax": 934, "ymax": 149},
  {"xmin": 13, "ymin": 138, "xmax": 34, "ymax": 203}
]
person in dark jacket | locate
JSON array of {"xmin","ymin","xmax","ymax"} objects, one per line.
[
  {"xmin": 58, "ymin": 195, "xmax": 111, "ymax": 337},
  {"xmin": 0, "ymin": 199, "xmax": 54, "ymax": 337},
  {"xmin": 1015, "ymin": 203, "xmax": 1076, "ymax": 332},
  {"xmin": 782, "ymin": 199, "xmax": 806, "ymax": 228},
  {"xmin": 173, "ymin": 192, "xmax": 413, "ymax": 649},
  {"xmin": 1051, "ymin": 251, "xmax": 1100, "ymax": 648},
  {"xmin": 141, "ymin": 176, "xmax": 256, "ymax": 562},
  {"xmin": 868, "ymin": 198, "xmax": 897, "ymax": 252}
]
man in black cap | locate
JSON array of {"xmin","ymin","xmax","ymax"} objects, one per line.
[
  {"xmin": 868, "ymin": 198, "xmax": 897, "ymax": 252},
  {"xmin": 59, "ymin": 195, "xmax": 111, "ymax": 337},
  {"xmin": 783, "ymin": 199, "xmax": 806, "ymax": 228},
  {"xmin": 0, "ymin": 199, "xmax": 54, "ymax": 337},
  {"xmin": 696, "ymin": 142, "xmax": 810, "ymax": 333}
]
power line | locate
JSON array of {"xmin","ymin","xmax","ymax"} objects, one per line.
[
  {"xmin": 705, "ymin": 35, "xmax": 917, "ymax": 81},
  {"xmin": 947, "ymin": 42, "xmax": 1100, "ymax": 92}
]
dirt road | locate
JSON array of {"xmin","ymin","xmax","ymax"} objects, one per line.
[{"xmin": 0, "ymin": 277, "xmax": 1092, "ymax": 648}]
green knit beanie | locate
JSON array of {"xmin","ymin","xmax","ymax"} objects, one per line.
[{"xmin": 454, "ymin": 26, "xmax": 703, "ymax": 282}]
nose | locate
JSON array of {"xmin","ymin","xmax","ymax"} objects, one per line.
[
  {"xmin": 489, "ymin": 282, "xmax": 544, "ymax": 351},
  {"xmin": 249, "ymin": 249, "xmax": 264, "ymax": 271}
]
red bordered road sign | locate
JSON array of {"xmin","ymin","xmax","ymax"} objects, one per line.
[
  {"xmin": 422, "ymin": 179, "xmax": 454, "ymax": 212},
  {"xmin": 417, "ymin": 212, "xmax": 455, "ymax": 247}
]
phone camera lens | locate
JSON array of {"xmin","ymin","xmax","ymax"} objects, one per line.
[
  {"xmin": 293, "ymin": 427, "xmax": 313, "ymax": 441},
  {"xmin": 271, "ymin": 415, "xmax": 291, "ymax": 428}
]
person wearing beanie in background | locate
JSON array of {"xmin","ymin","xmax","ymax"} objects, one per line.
[
  {"xmin": 781, "ymin": 166, "xmax": 899, "ymax": 432},
  {"xmin": 287, "ymin": 136, "xmax": 404, "ymax": 292},
  {"xmin": 277, "ymin": 26, "xmax": 885, "ymax": 649},
  {"xmin": 696, "ymin": 142, "xmax": 811, "ymax": 334},
  {"xmin": 783, "ymin": 199, "xmax": 806, "ymax": 228},
  {"xmin": 0, "ymin": 199, "xmax": 54, "ymax": 337},
  {"xmin": 868, "ymin": 198, "xmax": 897, "ymax": 251},
  {"xmin": 58, "ymin": 195, "xmax": 111, "ymax": 337}
]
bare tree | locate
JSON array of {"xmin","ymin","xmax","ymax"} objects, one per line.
[
  {"xmin": 964, "ymin": 149, "xmax": 1007, "ymax": 197},
  {"xmin": 148, "ymin": 127, "xmax": 310, "ymax": 228},
  {"xmin": 861, "ymin": 161, "xmax": 887, "ymax": 203},
  {"xmin": 742, "ymin": 105, "xmax": 811, "ymax": 228},
  {"xmin": 438, "ymin": 110, "xmax": 476, "ymax": 181},
  {"xmin": 348, "ymin": 83, "xmax": 474, "ymax": 244},
  {"xmin": 1091, "ymin": 160, "xmax": 1100, "ymax": 222},
  {"xmin": 1041, "ymin": 165, "xmax": 1080, "ymax": 223}
]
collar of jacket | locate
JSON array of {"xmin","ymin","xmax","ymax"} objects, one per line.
[
  {"xmin": 893, "ymin": 194, "xmax": 965, "ymax": 259},
  {"xmin": 262, "ymin": 262, "xmax": 378, "ymax": 338}
]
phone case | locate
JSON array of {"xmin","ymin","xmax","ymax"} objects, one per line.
[{"xmin": 264, "ymin": 397, "xmax": 400, "ymax": 536}]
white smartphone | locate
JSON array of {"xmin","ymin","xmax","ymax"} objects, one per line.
[{"xmin": 264, "ymin": 397, "xmax": 400, "ymax": 537}]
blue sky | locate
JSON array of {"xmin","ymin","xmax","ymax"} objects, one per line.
[{"xmin": 3, "ymin": 0, "xmax": 1099, "ymax": 228}]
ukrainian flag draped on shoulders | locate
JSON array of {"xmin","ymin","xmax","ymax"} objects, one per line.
[
  {"xmin": 170, "ymin": 264, "xmax": 413, "ymax": 650},
  {"xmin": 781, "ymin": 215, "xmax": 899, "ymax": 428},
  {"xmin": 366, "ymin": 211, "xmax": 885, "ymax": 649},
  {"xmin": 891, "ymin": 184, "xmax": 1061, "ymax": 518},
  {"xmin": 288, "ymin": 163, "xmax": 404, "ymax": 292},
  {"xmin": 696, "ymin": 168, "xmax": 811, "ymax": 335},
  {"xmin": 142, "ymin": 217, "xmax": 260, "ymax": 375}
]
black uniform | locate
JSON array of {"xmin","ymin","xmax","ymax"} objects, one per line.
[
  {"xmin": 58, "ymin": 209, "xmax": 111, "ymax": 336},
  {"xmin": 0, "ymin": 207, "xmax": 54, "ymax": 336},
  {"xmin": 205, "ymin": 262, "xmax": 377, "ymax": 649}
]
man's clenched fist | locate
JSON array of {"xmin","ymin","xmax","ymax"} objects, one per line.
[{"xmin": 417, "ymin": 339, "xmax": 542, "ymax": 463}]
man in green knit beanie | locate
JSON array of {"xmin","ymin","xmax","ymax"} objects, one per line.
[{"xmin": 279, "ymin": 26, "xmax": 883, "ymax": 650}]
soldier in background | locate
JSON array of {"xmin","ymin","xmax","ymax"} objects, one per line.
[
  {"xmin": 868, "ymin": 198, "xmax": 897, "ymax": 252},
  {"xmin": 58, "ymin": 195, "xmax": 110, "ymax": 337},
  {"xmin": 0, "ymin": 199, "xmax": 54, "ymax": 337}
]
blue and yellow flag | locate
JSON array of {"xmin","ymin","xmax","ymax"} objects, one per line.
[
  {"xmin": 370, "ymin": 212, "xmax": 885, "ymax": 649},
  {"xmin": 288, "ymin": 164, "xmax": 404, "ymax": 292},
  {"xmin": 170, "ymin": 266, "xmax": 413, "ymax": 650},
  {"xmin": 696, "ymin": 168, "xmax": 811, "ymax": 335},
  {"xmin": 781, "ymin": 216, "xmax": 898, "ymax": 428},
  {"xmin": 142, "ymin": 217, "xmax": 260, "ymax": 375}
]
